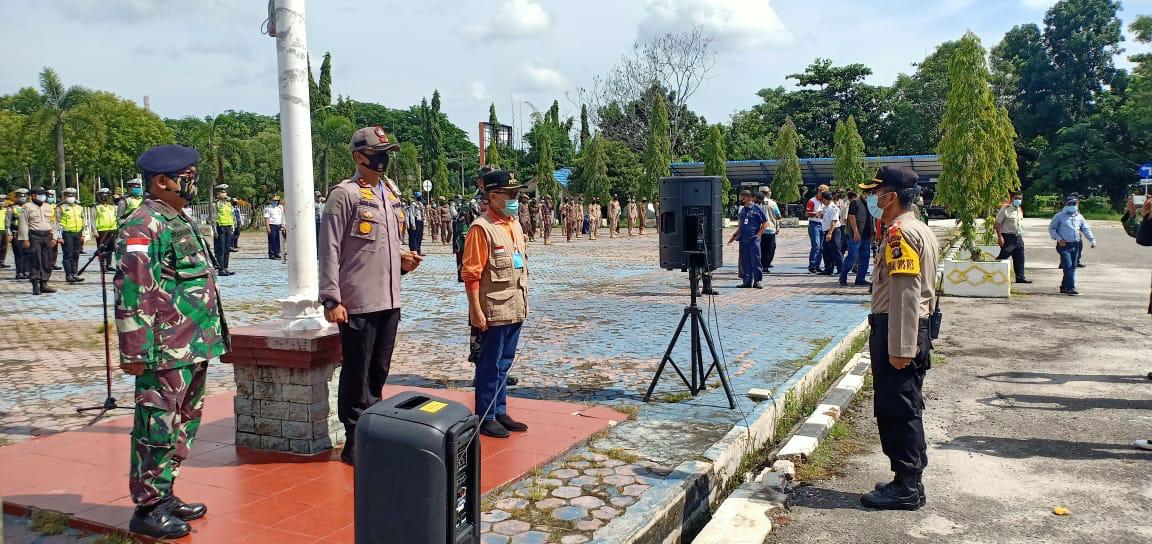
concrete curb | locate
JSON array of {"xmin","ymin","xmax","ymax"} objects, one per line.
[
  {"xmin": 691, "ymin": 353, "xmax": 873, "ymax": 544},
  {"xmin": 591, "ymin": 318, "xmax": 870, "ymax": 544}
]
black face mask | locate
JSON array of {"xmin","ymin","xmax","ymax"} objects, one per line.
[
  {"xmin": 361, "ymin": 152, "xmax": 389, "ymax": 173},
  {"xmin": 165, "ymin": 173, "xmax": 199, "ymax": 203}
]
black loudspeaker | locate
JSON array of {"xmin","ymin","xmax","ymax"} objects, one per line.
[
  {"xmin": 659, "ymin": 176, "xmax": 724, "ymax": 271},
  {"xmin": 355, "ymin": 392, "xmax": 481, "ymax": 544}
]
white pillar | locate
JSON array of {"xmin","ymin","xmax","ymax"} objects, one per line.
[{"xmin": 272, "ymin": 0, "xmax": 325, "ymax": 331}]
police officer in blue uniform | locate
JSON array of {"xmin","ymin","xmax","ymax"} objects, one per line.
[{"xmin": 726, "ymin": 190, "xmax": 768, "ymax": 289}]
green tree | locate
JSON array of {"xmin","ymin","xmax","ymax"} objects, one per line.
[
  {"xmin": 702, "ymin": 124, "xmax": 730, "ymax": 206},
  {"xmin": 772, "ymin": 118, "xmax": 803, "ymax": 204},
  {"xmin": 833, "ymin": 115, "xmax": 871, "ymax": 191},
  {"xmin": 579, "ymin": 104, "xmax": 590, "ymax": 151},
  {"xmin": 534, "ymin": 126, "xmax": 558, "ymax": 198},
  {"xmin": 936, "ymin": 32, "xmax": 1003, "ymax": 258},
  {"xmin": 392, "ymin": 141, "xmax": 421, "ymax": 195},
  {"xmin": 641, "ymin": 93, "xmax": 671, "ymax": 199},
  {"xmin": 1122, "ymin": 15, "xmax": 1152, "ymax": 137},
  {"xmin": 429, "ymin": 90, "xmax": 451, "ymax": 199},
  {"xmin": 32, "ymin": 67, "xmax": 90, "ymax": 192},
  {"xmin": 581, "ymin": 136, "xmax": 611, "ymax": 203},
  {"xmin": 1043, "ymin": 0, "xmax": 1123, "ymax": 124},
  {"xmin": 486, "ymin": 103, "xmax": 501, "ymax": 167},
  {"xmin": 315, "ymin": 114, "xmax": 354, "ymax": 193}
]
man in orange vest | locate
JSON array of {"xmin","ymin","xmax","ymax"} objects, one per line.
[{"xmin": 460, "ymin": 169, "xmax": 530, "ymax": 438}]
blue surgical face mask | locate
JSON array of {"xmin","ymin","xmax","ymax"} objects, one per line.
[
  {"xmin": 504, "ymin": 197, "xmax": 520, "ymax": 217},
  {"xmin": 1011, "ymin": 199, "xmax": 1022, "ymax": 207},
  {"xmin": 131, "ymin": 187, "xmax": 143, "ymax": 197},
  {"xmin": 47, "ymin": 196, "xmax": 56, "ymax": 204},
  {"xmin": 1064, "ymin": 205, "xmax": 1078, "ymax": 214},
  {"xmin": 866, "ymin": 193, "xmax": 884, "ymax": 219}
]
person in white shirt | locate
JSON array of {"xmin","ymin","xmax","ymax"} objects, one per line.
[
  {"xmin": 758, "ymin": 188, "xmax": 782, "ymax": 272},
  {"xmin": 819, "ymin": 191, "xmax": 843, "ymax": 276},
  {"xmin": 806, "ymin": 184, "xmax": 829, "ymax": 273},
  {"xmin": 263, "ymin": 195, "xmax": 285, "ymax": 260}
]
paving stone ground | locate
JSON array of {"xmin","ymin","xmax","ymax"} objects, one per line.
[{"xmin": 1, "ymin": 222, "xmax": 875, "ymax": 542}]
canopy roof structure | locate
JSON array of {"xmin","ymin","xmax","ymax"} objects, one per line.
[{"xmin": 669, "ymin": 155, "xmax": 942, "ymax": 188}]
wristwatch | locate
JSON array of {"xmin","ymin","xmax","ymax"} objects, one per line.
[{"xmin": 322, "ymin": 299, "xmax": 340, "ymax": 310}]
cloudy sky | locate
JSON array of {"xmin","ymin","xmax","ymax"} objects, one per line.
[{"xmin": 2, "ymin": 0, "xmax": 1150, "ymax": 147}]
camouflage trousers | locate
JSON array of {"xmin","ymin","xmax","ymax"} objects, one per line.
[{"xmin": 130, "ymin": 361, "xmax": 208, "ymax": 506}]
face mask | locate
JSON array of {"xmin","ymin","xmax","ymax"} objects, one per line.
[
  {"xmin": 1064, "ymin": 205, "xmax": 1078, "ymax": 214},
  {"xmin": 64, "ymin": 197, "xmax": 76, "ymax": 204},
  {"xmin": 34, "ymin": 194, "xmax": 47, "ymax": 204},
  {"xmin": 361, "ymin": 153, "xmax": 389, "ymax": 173},
  {"xmin": 164, "ymin": 173, "xmax": 199, "ymax": 203},
  {"xmin": 504, "ymin": 197, "xmax": 520, "ymax": 217},
  {"xmin": 272, "ymin": 201, "xmax": 280, "ymax": 206},
  {"xmin": 47, "ymin": 197, "xmax": 56, "ymax": 204},
  {"xmin": 131, "ymin": 187, "xmax": 143, "ymax": 197},
  {"xmin": 16, "ymin": 197, "xmax": 26, "ymax": 205},
  {"xmin": 1011, "ymin": 199, "xmax": 1022, "ymax": 208},
  {"xmin": 866, "ymin": 193, "xmax": 884, "ymax": 219}
]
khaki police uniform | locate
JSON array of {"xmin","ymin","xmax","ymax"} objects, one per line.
[
  {"xmin": 869, "ymin": 210, "xmax": 939, "ymax": 479},
  {"xmin": 18, "ymin": 198, "xmax": 60, "ymax": 288},
  {"xmin": 609, "ymin": 198, "xmax": 621, "ymax": 237},
  {"xmin": 588, "ymin": 201, "xmax": 601, "ymax": 240}
]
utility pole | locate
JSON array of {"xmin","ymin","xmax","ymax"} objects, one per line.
[{"xmin": 270, "ymin": 0, "xmax": 325, "ymax": 331}]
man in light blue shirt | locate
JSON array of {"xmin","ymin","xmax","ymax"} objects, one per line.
[{"xmin": 1048, "ymin": 196, "xmax": 1097, "ymax": 295}]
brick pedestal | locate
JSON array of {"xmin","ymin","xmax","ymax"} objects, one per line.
[{"xmin": 221, "ymin": 322, "xmax": 345, "ymax": 454}]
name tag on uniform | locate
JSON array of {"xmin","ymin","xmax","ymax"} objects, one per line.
[{"xmin": 512, "ymin": 251, "xmax": 525, "ymax": 269}]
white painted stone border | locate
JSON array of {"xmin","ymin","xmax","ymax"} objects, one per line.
[{"xmin": 591, "ymin": 318, "xmax": 871, "ymax": 544}]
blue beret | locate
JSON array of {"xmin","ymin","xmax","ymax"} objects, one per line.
[{"xmin": 136, "ymin": 145, "xmax": 200, "ymax": 176}]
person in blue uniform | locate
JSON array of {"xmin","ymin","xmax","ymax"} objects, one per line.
[{"xmin": 726, "ymin": 190, "xmax": 767, "ymax": 289}]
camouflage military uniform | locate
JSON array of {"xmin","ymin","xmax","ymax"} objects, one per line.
[{"xmin": 115, "ymin": 197, "xmax": 228, "ymax": 507}]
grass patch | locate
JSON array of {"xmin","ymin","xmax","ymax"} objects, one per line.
[
  {"xmin": 773, "ymin": 331, "xmax": 868, "ymax": 444},
  {"xmin": 594, "ymin": 446, "xmax": 640, "ymax": 464},
  {"xmin": 658, "ymin": 391, "xmax": 694, "ymax": 403},
  {"xmin": 90, "ymin": 534, "xmax": 138, "ymax": 544},
  {"xmin": 31, "ymin": 509, "xmax": 68, "ymax": 536},
  {"xmin": 933, "ymin": 354, "xmax": 948, "ymax": 366},
  {"xmin": 795, "ymin": 421, "xmax": 855, "ymax": 481},
  {"xmin": 1081, "ymin": 211, "xmax": 1122, "ymax": 221},
  {"xmin": 614, "ymin": 405, "xmax": 639, "ymax": 418}
]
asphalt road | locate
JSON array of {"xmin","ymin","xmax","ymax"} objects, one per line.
[{"xmin": 768, "ymin": 218, "xmax": 1152, "ymax": 544}]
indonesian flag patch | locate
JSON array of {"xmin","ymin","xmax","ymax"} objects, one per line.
[
  {"xmin": 125, "ymin": 237, "xmax": 150, "ymax": 253},
  {"xmin": 494, "ymin": 245, "xmax": 506, "ymax": 255}
]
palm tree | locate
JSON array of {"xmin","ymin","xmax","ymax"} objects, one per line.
[{"xmin": 35, "ymin": 67, "xmax": 89, "ymax": 193}]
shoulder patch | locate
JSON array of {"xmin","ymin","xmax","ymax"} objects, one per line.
[
  {"xmin": 884, "ymin": 224, "xmax": 920, "ymax": 276},
  {"xmin": 125, "ymin": 237, "xmax": 151, "ymax": 253}
]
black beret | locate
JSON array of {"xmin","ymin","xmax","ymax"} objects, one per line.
[
  {"xmin": 136, "ymin": 145, "xmax": 200, "ymax": 177},
  {"xmin": 31, "ymin": 186, "xmax": 46, "ymax": 195}
]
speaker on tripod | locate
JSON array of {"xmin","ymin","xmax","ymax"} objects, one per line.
[{"xmin": 647, "ymin": 176, "xmax": 735, "ymax": 409}]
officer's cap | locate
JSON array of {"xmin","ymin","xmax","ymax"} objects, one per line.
[
  {"xmin": 126, "ymin": 179, "xmax": 142, "ymax": 187},
  {"xmin": 47, "ymin": 189, "xmax": 56, "ymax": 195},
  {"xmin": 480, "ymin": 170, "xmax": 524, "ymax": 192},
  {"xmin": 136, "ymin": 145, "xmax": 200, "ymax": 180},
  {"xmin": 63, "ymin": 187, "xmax": 77, "ymax": 195},
  {"xmin": 350, "ymin": 126, "xmax": 400, "ymax": 153},
  {"xmin": 1065, "ymin": 195, "xmax": 1080, "ymax": 205},
  {"xmin": 215, "ymin": 184, "xmax": 229, "ymax": 191},
  {"xmin": 314, "ymin": 191, "xmax": 322, "ymax": 197},
  {"xmin": 15, "ymin": 188, "xmax": 29, "ymax": 195},
  {"xmin": 97, "ymin": 188, "xmax": 110, "ymax": 195},
  {"xmin": 860, "ymin": 166, "xmax": 919, "ymax": 191},
  {"xmin": 31, "ymin": 186, "xmax": 46, "ymax": 195}
]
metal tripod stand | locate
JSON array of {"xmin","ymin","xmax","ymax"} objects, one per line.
[
  {"xmin": 644, "ymin": 265, "xmax": 736, "ymax": 409},
  {"xmin": 75, "ymin": 233, "xmax": 133, "ymax": 422}
]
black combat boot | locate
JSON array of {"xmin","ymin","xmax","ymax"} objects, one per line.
[
  {"xmin": 128, "ymin": 504, "xmax": 191, "ymax": 539},
  {"xmin": 31, "ymin": 280, "xmax": 41, "ymax": 295},
  {"xmin": 861, "ymin": 473, "xmax": 921, "ymax": 510},
  {"xmin": 162, "ymin": 495, "xmax": 207, "ymax": 521},
  {"xmin": 874, "ymin": 476, "xmax": 926, "ymax": 507},
  {"xmin": 340, "ymin": 428, "xmax": 355, "ymax": 466},
  {"xmin": 40, "ymin": 281, "xmax": 57, "ymax": 294}
]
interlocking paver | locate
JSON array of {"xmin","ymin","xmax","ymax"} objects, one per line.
[
  {"xmin": 570, "ymin": 495, "xmax": 605, "ymax": 509},
  {"xmin": 551, "ymin": 505, "xmax": 587, "ymax": 521}
]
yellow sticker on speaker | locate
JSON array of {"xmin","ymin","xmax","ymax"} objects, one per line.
[{"xmin": 419, "ymin": 400, "xmax": 448, "ymax": 414}]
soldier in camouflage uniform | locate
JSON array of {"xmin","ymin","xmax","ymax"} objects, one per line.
[
  {"xmin": 540, "ymin": 195, "xmax": 554, "ymax": 245},
  {"xmin": 115, "ymin": 145, "xmax": 228, "ymax": 539}
]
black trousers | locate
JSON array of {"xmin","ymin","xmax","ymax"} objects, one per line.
[
  {"xmin": 26, "ymin": 231, "xmax": 54, "ymax": 282},
  {"xmin": 62, "ymin": 231, "xmax": 83, "ymax": 277},
  {"xmin": 0, "ymin": 231, "xmax": 7, "ymax": 266},
  {"xmin": 869, "ymin": 313, "xmax": 931, "ymax": 476},
  {"xmin": 11, "ymin": 234, "xmax": 25, "ymax": 276},
  {"xmin": 214, "ymin": 226, "xmax": 233, "ymax": 269},
  {"xmin": 267, "ymin": 224, "xmax": 282, "ymax": 258},
  {"xmin": 337, "ymin": 308, "xmax": 401, "ymax": 434},
  {"xmin": 996, "ymin": 233, "xmax": 1026, "ymax": 280},
  {"xmin": 822, "ymin": 228, "xmax": 843, "ymax": 273},
  {"xmin": 97, "ymin": 231, "xmax": 116, "ymax": 270},
  {"xmin": 409, "ymin": 220, "xmax": 424, "ymax": 254},
  {"xmin": 760, "ymin": 232, "xmax": 777, "ymax": 270}
]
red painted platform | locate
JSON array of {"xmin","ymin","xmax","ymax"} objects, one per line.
[{"xmin": 0, "ymin": 386, "xmax": 625, "ymax": 543}]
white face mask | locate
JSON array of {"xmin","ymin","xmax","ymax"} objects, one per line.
[
  {"xmin": 34, "ymin": 194, "xmax": 47, "ymax": 203},
  {"xmin": 64, "ymin": 197, "xmax": 76, "ymax": 204}
]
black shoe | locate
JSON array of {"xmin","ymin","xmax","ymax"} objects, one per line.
[
  {"xmin": 702, "ymin": 288, "xmax": 719, "ymax": 295},
  {"xmin": 129, "ymin": 505, "xmax": 191, "ymax": 539},
  {"xmin": 73, "ymin": 274, "xmax": 84, "ymax": 282},
  {"xmin": 854, "ymin": 281, "xmax": 873, "ymax": 287},
  {"xmin": 32, "ymin": 281, "xmax": 40, "ymax": 295},
  {"xmin": 819, "ymin": 271, "xmax": 834, "ymax": 276},
  {"xmin": 65, "ymin": 275, "xmax": 75, "ymax": 283},
  {"xmin": 0, "ymin": 263, "xmax": 8, "ymax": 268},
  {"xmin": 52, "ymin": 265, "xmax": 62, "ymax": 271},
  {"xmin": 40, "ymin": 282, "xmax": 56, "ymax": 294},
  {"xmin": 839, "ymin": 281, "xmax": 848, "ymax": 287},
  {"xmin": 860, "ymin": 482, "xmax": 921, "ymax": 510},
  {"xmin": 752, "ymin": 282, "xmax": 763, "ymax": 289},
  {"xmin": 163, "ymin": 496, "xmax": 207, "ymax": 521},
  {"xmin": 873, "ymin": 481, "xmax": 926, "ymax": 507},
  {"xmin": 479, "ymin": 419, "xmax": 510, "ymax": 438},
  {"xmin": 1014, "ymin": 277, "xmax": 1032, "ymax": 284},
  {"xmin": 340, "ymin": 432, "xmax": 355, "ymax": 466},
  {"xmin": 1059, "ymin": 286, "xmax": 1068, "ymax": 294},
  {"xmin": 808, "ymin": 267, "xmax": 818, "ymax": 274},
  {"xmin": 496, "ymin": 414, "xmax": 528, "ymax": 432},
  {"xmin": 1066, "ymin": 288, "xmax": 1080, "ymax": 296},
  {"xmin": 506, "ymin": 375, "xmax": 519, "ymax": 386},
  {"xmin": 738, "ymin": 284, "xmax": 752, "ymax": 288},
  {"xmin": 15, "ymin": 273, "xmax": 27, "ymax": 280},
  {"xmin": 1076, "ymin": 263, "xmax": 1086, "ymax": 268}
]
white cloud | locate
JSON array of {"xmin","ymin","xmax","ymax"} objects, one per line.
[
  {"xmin": 469, "ymin": 81, "xmax": 490, "ymax": 102},
  {"xmin": 1021, "ymin": 0, "xmax": 1058, "ymax": 9},
  {"xmin": 482, "ymin": 0, "xmax": 552, "ymax": 39},
  {"xmin": 520, "ymin": 62, "xmax": 567, "ymax": 91},
  {"xmin": 638, "ymin": 0, "xmax": 793, "ymax": 51}
]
